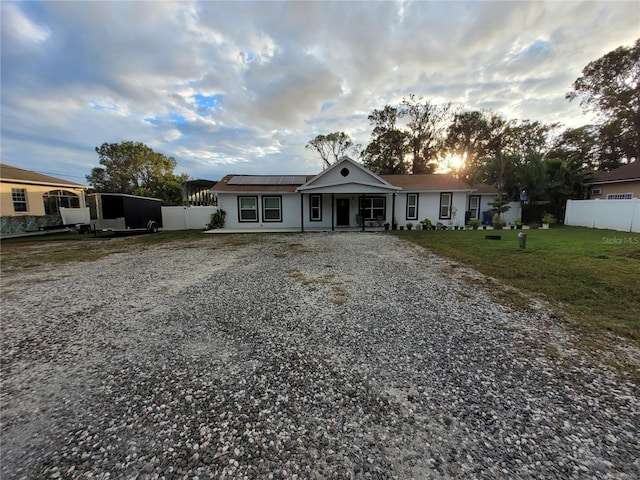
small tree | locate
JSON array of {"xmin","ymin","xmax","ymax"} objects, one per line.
[{"xmin": 488, "ymin": 195, "xmax": 511, "ymax": 227}]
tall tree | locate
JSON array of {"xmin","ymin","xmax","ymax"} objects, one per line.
[
  {"xmin": 547, "ymin": 125, "xmax": 600, "ymax": 171},
  {"xmin": 445, "ymin": 110, "xmax": 493, "ymax": 181},
  {"xmin": 87, "ymin": 141, "xmax": 189, "ymax": 205},
  {"xmin": 567, "ymin": 39, "xmax": 640, "ymax": 163},
  {"xmin": 400, "ymin": 94, "xmax": 452, "ymax": 174},
  {"xmin": 468, "ymin": 113, "xmax": 515, "ymax": 187},
  {"xmin": 362, "ymin": 105, "xmax": 409, "ymax": 174},
  {"xmin": 306, "ymin": 132, "xmax": 356, "ymax": 169}
]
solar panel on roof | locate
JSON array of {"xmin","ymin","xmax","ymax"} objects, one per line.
[{"xmin": 227, "ymin": 175, "xmax": 306, "ymax": 185}]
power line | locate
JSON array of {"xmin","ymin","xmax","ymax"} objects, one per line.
[{"xmin": 35, "ymin": 170, "xmax": 88, "ymax": 181}]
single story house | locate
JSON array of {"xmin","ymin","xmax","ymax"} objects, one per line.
[
  {"xmin": 585, "ymin": 160, "xmax": 639, "ymax": 200},
  {"xmin": 0, "ymin": 163, "xmax": 88, "ymax": 234},
  {"xmin": 212, "ymin": 157, "xmax": 514, "ymax": 231}
]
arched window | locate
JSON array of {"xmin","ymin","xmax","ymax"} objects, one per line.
[{"xmin": 43, "ymin": 190, "xmax": 80, "ymax": 215}]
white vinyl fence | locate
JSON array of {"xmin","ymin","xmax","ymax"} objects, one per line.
[
  {"xmin": 161, "ymin": 206, "xmax": 218, "ymax": 230},
  {"xmin": 564, "ymin": 199, "xmax": 640, "ymax": 233}
]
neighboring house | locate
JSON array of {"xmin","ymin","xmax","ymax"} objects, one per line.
[
  {"xmin": 585, "ymin": 160, "xmax": 640, "ymax": 199},
  {"xmin": 0, "ymin": 163, "xmax": 88, "ymax": 234},
  {"xmin": 212, "ymin": 157, "xmax": 512, "ymax": 231}
]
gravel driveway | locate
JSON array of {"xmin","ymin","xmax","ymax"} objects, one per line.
[{"xmin": 1, "ymin": 232, "xmax": 638, "ymax": 479}]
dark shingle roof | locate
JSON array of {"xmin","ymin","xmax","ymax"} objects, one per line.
[
  {"xmin": 213, "ymin": 172, "xmax": 499, "ymax": 194},
  {"xmin": 381, "ymin": 174, "xmax": 474, "ymax": 191},
  {"xmin": 585, "ymin": 161, "xmax": 640, "ymax": 185}
]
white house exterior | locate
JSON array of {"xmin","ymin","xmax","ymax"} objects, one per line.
[{"xmin": 213, "ymin": 157, "xmax": 508, "ymax": 231}]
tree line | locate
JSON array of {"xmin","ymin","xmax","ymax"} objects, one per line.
[
  {"xmin": 307, "ymin": 39, "xmax": 639, "ymax": 217},
  {"xmin": 86, "ymin": 40, "xmax": 637, "ymax": 208}
]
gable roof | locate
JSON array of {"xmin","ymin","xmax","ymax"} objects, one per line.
[
  {"xmin": 297, "ymin": 156, "xmax": 400, "ymax": 192},
  {"xmin": 0, "ymin": 163, "xmax": 87, "ymax": 188},
  {"xmin": 585, "ymin": 160, "xmax": 640, "ymax": 185}
]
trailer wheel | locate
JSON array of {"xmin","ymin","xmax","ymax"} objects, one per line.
[{"xmin": 148, "ymin": 222, "xmax": 159, "ymax": 233}]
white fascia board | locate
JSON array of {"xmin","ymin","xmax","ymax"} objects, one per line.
[
  {"xmin": 297, "ymin": 180, "xmax": 401, "ymax": 192},
  {"xmin": 3, "ymin": 179, "xmax": 88, "ymax": 188},
  {"xmin": 297, "ymin": 183, "xmax": 401, "ymax": 194}
]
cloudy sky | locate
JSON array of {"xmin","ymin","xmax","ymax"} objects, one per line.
[{"xmin": 1, "ymin": 1, "xmax": 638, "ymax": 184}]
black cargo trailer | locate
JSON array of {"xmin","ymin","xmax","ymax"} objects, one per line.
[{"xmin": 87, "ymin": 193, "xmax": 162, "ymax": 233}]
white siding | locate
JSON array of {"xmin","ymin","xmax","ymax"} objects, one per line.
[{"xmin": 218, "ymin": 193, "xmax": 301, "ymax": 229}]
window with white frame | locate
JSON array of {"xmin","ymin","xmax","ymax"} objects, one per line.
[
  {"xmin": 439, "ymin": 192, "xmax": 452, "ymax": 219},
  {"xmin": 310, "ymin": 194, "xmax": 322, "ymax": 221},
  {"xmin": 606, "ymin": 193, "xmax": 633, "ymax": 200},
  {"xmin": 359, "ymin": 196, "xmax": 385, "ymax": 220},
  {"xmin": 406, "ymin": 193, "xmax": 418, "ymax": 220},
  {"xmin": 238, "ymin": 196, "xmax": 258, "ymax": 222},
  {"xmin": 262, "ymin": 196, "xmax": 282, "ymax": 222},
  {"xmin": 12, "ymin": 188, "xmax": 28, "ymax": 212},
  {"xmin": 468, "ymin": 195, "xmax": 480, "ymax": 219}
]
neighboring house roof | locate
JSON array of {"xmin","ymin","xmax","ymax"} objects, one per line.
[
  {"xmin": 584, "ymin": 160, "xmax": 640, "ymax": 185},
  {"xmin": 0, "ymin": 163, "xmax": 87, "ymax": 188}
]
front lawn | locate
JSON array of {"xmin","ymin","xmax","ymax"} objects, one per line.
[{"xmin": 395, "ymin": 226, "xmax": 640, "ymax": 343}]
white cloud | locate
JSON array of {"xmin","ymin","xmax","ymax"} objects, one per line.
[
  {"xmin": 1, "ymin": 0, "xmax": 638, "ymax": 183},
  {"xmin": 1, "ymin": 3, "xmax": 50, "ymax": 46}
]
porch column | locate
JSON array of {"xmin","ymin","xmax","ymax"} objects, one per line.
[
  {"xmin": 392, "ymin": 192, "xmax": 396, "ymax": 229},
  {"xmin": 361, "ymin": 193, "xmax": 365, "ymax": 232},
  {"xmin": 300, "ymin": 192, "xmax": 304, "ymax": 232},
  {"xmin": 331, "ymin": 193, "xmax": 335, "ymax": 231}
]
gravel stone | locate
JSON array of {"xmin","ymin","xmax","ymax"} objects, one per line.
[{"xmin": 1, "ymin": 232, "xmax": 638, "ymax": 479}]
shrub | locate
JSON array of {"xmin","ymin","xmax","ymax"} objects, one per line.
[
  {"xmin": 542, "ymin": 213, "xmax": 556, "ymax": 225},
  {"xmin": 468, "ymin": 219, "xmax": 482, "ymax": 229},
  {"xmin": 421, "ymin": 218, "xmax": 433, "ymax": 230},
  {"xmin": 210, "ymin": 209, "xmax": 227, "ymax": 229},
  {"xmin": 492, "ymin": 214, "xmax": 506, "ymax": 229}
]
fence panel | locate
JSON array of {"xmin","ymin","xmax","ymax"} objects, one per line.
[
  {"xmin": 161, "ymin": 206, "xmax": 217, "ymax": 230},
  {"xmin": 565, "ymin": 199, "xmax": 639, "ymax": 232}
]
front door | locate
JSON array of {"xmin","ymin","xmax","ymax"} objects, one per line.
[{"xmin": 336, "ymin": 198, "xmax": 350, "ymax": 226}]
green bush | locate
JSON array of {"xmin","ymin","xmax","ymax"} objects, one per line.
[
  {"xmin": 210, "ymin": 209, "xmax": 227, "ymax": 229},
  {"xmin": 468, "ymin": 218, "xmax": 482, "ymax": 229}
]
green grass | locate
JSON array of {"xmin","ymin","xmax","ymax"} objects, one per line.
[{"xmin": 394, "ymin": 226, "xmax": 640, "ymax": 342}]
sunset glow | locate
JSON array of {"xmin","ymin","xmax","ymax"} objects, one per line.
[{"xmin": 441, "ymin": 154, "xmax": 466, "ymax": 173}]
